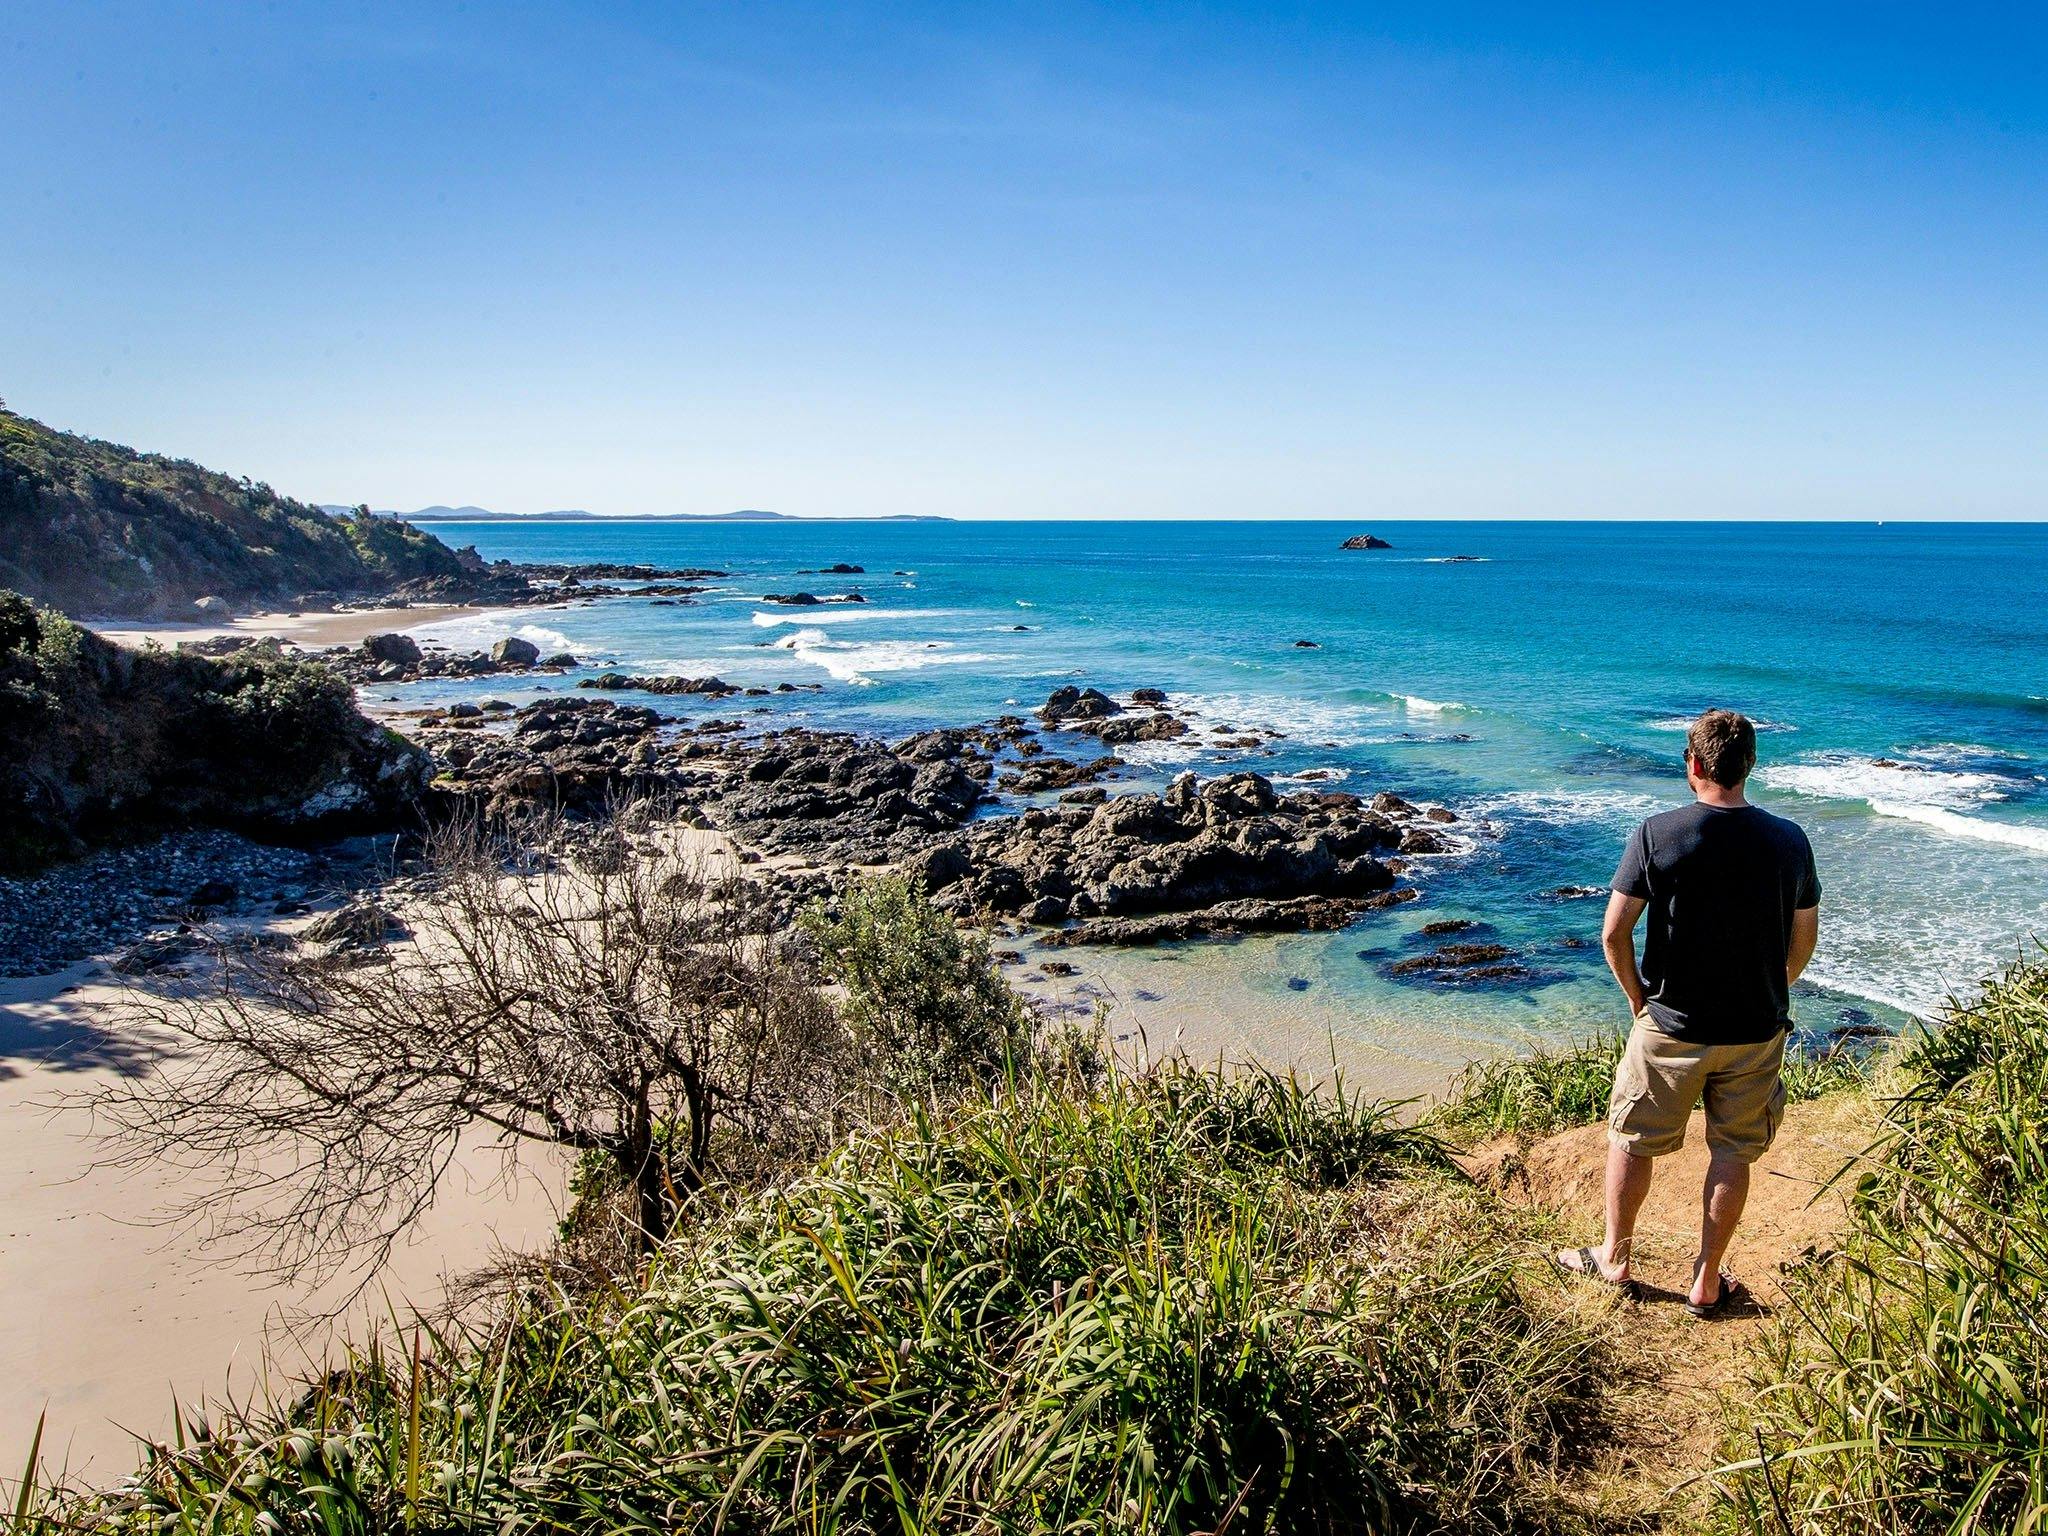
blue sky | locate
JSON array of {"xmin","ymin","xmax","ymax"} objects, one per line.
[{"xmin": 4, "ymin": 3, "xmax": 2043, "ymax": 518}]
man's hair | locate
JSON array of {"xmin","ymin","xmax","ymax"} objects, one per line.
[{"xmin": 1687, "ymin": 709, "xmax": 1757, "ymax": 788}]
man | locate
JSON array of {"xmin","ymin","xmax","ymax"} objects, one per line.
[{"xmin": 1556, "ymin": 709, "xmax": 1820, "ymax": 1320}]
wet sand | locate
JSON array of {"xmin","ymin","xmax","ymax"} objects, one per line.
[{"xmin": 89, "ymin": 604, "xmax": 472, "ymax": 651}]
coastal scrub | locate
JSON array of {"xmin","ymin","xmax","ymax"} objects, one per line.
[{"xmin": 14, "ymin": 1061, "xmax": 1619, "ymax": 1534}]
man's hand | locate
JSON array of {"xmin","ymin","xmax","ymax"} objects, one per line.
[
  {"xmin": 1787, "ymin": 904, "xmax": 1819, "ymax": 986},
  {"xmin": 1602, "ymin": 890, "xmax": 1649, "ymax": 1016}
]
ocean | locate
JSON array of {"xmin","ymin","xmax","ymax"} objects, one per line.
[{"xmin": 394, "ymin": 520, "xmax": 2048, "ymax": 1088}]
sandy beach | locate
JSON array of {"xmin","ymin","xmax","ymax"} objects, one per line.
[
  {"xmin": 89, "ymin": 604, "xmax": 474, "ymax": 652},
  {"xmin": 0, "ymin": 957, "xmax": 568, "ymax": 1480}
]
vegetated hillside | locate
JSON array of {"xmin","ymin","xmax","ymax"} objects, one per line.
[
  {"xmin": 0, "ymin": 591, "xmax": 428, "ymax": 870},
  {"xmin": 0, "ymin": 404, "xmax": 462, "ymax": 616}
]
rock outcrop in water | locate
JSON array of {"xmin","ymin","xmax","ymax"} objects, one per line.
[
  {"xmin": 1340, "ymin": 534, "xmax": 1392, "ymax": 550},
  {"xmin": 910, "ymin": 770, "xmax": 1405, "ymax": 936}
]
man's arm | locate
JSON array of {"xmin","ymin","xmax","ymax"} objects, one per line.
[
  {"xmin": 1602, "ymin": 890, "xmax": 1649, "ymax": 1015},
  {"xmin": 1787, "ymin": 905, "xmax": 1819, "ymax": 986}
]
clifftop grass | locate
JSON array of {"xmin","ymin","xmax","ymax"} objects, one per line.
[{"xmin": 0, "ymin": 405, "xmax": 460, "ymax": 616}]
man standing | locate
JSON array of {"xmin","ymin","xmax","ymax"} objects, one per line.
[{"xmin": 1557, "ymin": 709, "xmax": 1821, "ymax": 1319}]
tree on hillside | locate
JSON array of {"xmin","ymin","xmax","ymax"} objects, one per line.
[{"xmin": 92, "ymin": 807, "xmax": 853, "ymax": 1287}]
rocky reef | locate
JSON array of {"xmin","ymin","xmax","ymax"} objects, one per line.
[{"xmin": 406, "ymin": 683, "xmax": 1466, "ymax": 950}]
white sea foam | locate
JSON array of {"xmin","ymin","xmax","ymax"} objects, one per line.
[
  {"xmin": 1273, "ymin": 767, "xmax": 1354, "ymax": 787},
  {"xmin": 1170, "ymin": 691, "xmax": 1388, "ymax": 746},
  {"xmin": 1911, "ymin": 741, "xmax": 2031, "ymax": 765},
  {"xmin": 1862, "ymin": 800, "xmax": 2048, "ymax": 854},
  {"xmin": 772, "ymin": 628, "xmax": 1006, "ymax": 685},
  {"xmin": 1645, "ymin": 715, "xmax": 1796, "ymax": 734},
  {"xmin": 1015, "ymin": 600, "xmax": 1036, "ymax": 608},
  {"xmin": 1393, "ymin": 693, "xmax": 1469, "ymax": 716},
  {"xmin": 407, "ymin": 613, "xmax": 595, "ymax": 657},
  {"xmin": 1421, "ymin": 556, "xmax": 1492, "ymax": 563},
  {"xmin": 1759, "ymin": 752, "xmax": 2048, "ymax": 857},
  {"xmin": 1758, "ymin": 753, "xmax": 2006, "ymax": 812},
  {"xmin": 750, "ymin": 606, "xmax": 958, "ymax": 628},
  {"xmin": 1465, "ymin": 788, "xmax": 1667, "ymax": 826}
]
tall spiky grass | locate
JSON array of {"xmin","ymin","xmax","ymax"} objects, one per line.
[
  {"xmin": 1715, "ymin": 955, "xmax": 2048, "ymax": 1534},
  {"xmin": 15, "ymin": 1063, "xmax": 1619, "ymax": 1535}
]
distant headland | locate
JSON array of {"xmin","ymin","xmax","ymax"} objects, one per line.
[{"xmin": 323, "ymin": 505, "xmax": 955, "ymax": 524}]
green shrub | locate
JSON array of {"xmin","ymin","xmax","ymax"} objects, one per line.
[
  {"xmin": 15, "ymin": 1064, "xmax": 1616, "ymax": 1534},
  {"xmin": 802, "ymin": 874, "xmax": 1033, "ymax": 1097},
  {"xmin": 1716, "ymin": 957, "xmax": 2048, "ymax": 1533}
]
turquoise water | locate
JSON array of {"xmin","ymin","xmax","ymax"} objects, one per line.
[{"xmin": 395, "ymin": 520, "xmax": 2048, "ymax": 1073}]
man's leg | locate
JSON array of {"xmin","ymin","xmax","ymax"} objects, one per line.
[
  {"xmin": 1693, "ymin": 1035, "xmax": 1785, "ymax": 1307},
  {"xmin": 1691, "ymin": 1153, "xmax": 1751, "ymax": 1306},
  {"xmin": 1598, "ymin": 1139, "xmax": 1656, "ymax": 1280},
  {"xmin": 1559, "ymin": 1022, "xmax": 1696, "ymax": 1283}
]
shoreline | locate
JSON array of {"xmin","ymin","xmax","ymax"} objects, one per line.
[{"xmin": 88, "ymin": 604, "xmax": 475, "ymax": 651}]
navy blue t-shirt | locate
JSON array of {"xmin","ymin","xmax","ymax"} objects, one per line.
[{"xmin": 1612, "ymin": 802, "xmax": 1821, "ymax": 1044}]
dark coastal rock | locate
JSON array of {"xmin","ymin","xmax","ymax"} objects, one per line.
[
  {"xmin": 1039, "ymin": 685, "xmax": 1121, "ymax": 724},
  {"xmin": 1340, "ymin": 534, "xmax": 1392, "ymax": 550},
  {"xmin": 579, "ymin": 672, "xmax": 739, "ymax": 697},
  {"xmin": 803, "ymin": 563, "xmax": 865, "ymax": 574},
  {"xmin": 420, "ymin": 697, "xmax": 693, "ymax": 819},
  {"xmin": 922, "ymin": 770, "xmax": 1412, "ymax": 945},
  {"xmin": 304, "ymin": 898, "xmax": 410, "ymax": 951},
  {"xmin": 1130, "ymin": 688, "xmax": 1168, "ymax": 704},
  {"xmin": 326, "ymin": 636, "xmax": 577, "ymax": 685},
  {"xmin": 1078, "ymin": 711, "xmax": 1189, "ymax": 745},
  {"xmin": 1384, "ymin": 942, "xmax": 1537, "ymax": 984},
  {"xmin": 1293, "ymin": 639, "xmax": 1320, "ymax": 648},
  {"xmin": 996, "ymin": 754, "xmax": 1124, "ymax": 795},
  {"xmin": 111, "ymin": 930, "xmax": 208, "ymax": 975},
  {"xmin": 707, "ymin": 728, "xmax": 988, "ymax": 862},
  {"xmin": 762, "ymin": 591, "xmax": 866, "ymax": 606},
  {"xmin": 183, "ymin": 879, "xmax": 239, "ymax": 911},
  {"xmin": 363, "ymin": 632, "xmax": 423, "ymax": 667}
]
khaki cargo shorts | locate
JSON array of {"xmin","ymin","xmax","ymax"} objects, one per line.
[{"xmin": 1608, "ymin": 1015, "xmax": 1788, "ymax": 1163}]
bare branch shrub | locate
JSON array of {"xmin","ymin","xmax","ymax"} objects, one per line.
[{"xmin": 90, "ymin": 803, "xmax": 854, "ymax": 1296}]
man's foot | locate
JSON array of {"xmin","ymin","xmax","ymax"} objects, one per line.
[
  {"xmin": 1555, "ymin": 1244, "xmax": 1633, "ymax": 1289},
  {"xmin": 1686, "ymin": 1270, "xmax": 1750, "ymax": 1321}
]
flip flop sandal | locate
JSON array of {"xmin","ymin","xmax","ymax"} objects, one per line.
[
  {"xmin": 1686, "ymin": 1273, "xmax": 1749, "ymax": 1321},
  {"xmin": 1555, "ymin": 1247, "xmax": 1640, "ymax": 1298}
]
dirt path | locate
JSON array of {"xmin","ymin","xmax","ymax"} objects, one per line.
[{"xmin": 1473, "ymin": 1094, "xmax": 1879, "ymax": 1527}]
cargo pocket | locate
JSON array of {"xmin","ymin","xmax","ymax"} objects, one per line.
[
  {"xmin": 1761, "ymin": 1075, "xmax": 1787, "ymax": 1153},
  {"xmin": 1607, "ymin": 1027, "xmax": 1649, "ymax": 1134}
]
